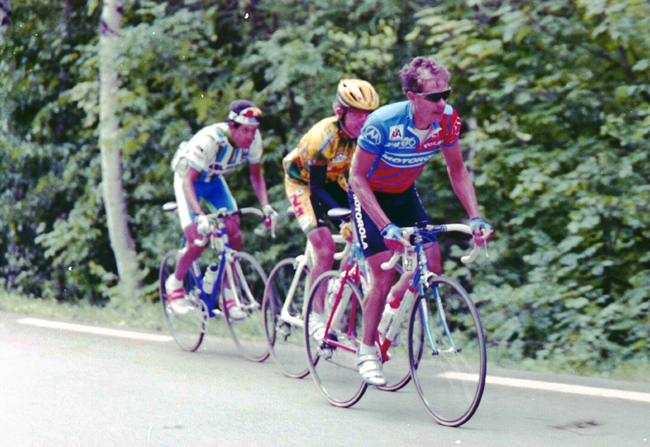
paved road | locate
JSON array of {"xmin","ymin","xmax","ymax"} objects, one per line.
[{"xmin": 1, "ymin": 310, "xmax": 649, "ymax": 446}]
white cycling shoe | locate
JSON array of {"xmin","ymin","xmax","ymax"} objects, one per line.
[
  {"xmin": 356, "ymin": 352, "xmax": 387, "ymax": 386},
  {"xmin": 166, "ymin": 277, "xmax": 192, "ymax": 315},
  {"xmin": 224, "ymin": 298, "xmax": 247, "ymax": 321},
  {"xmin": 308, "ymin": 312, "xmax": 327, "ymax": 342}
]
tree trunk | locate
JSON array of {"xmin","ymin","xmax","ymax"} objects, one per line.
[
  {"xmin": 0, "ymin": 0, "xmax": 11, "ymax": 45},
  {"xmin": 98, "ymin": 0, "xmax": 140, "ymax": 291}
]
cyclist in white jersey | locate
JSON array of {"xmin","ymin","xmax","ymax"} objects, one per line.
[{"xmin": 165, "ymin": 99, "xmax": 278, "ymax": 316}]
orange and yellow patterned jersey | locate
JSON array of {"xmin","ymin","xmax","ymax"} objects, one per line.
[{"xmin": 283, "ymin": 116, "xmax": 356, "ymax": 191}]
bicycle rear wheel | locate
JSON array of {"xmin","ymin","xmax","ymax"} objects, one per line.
[
  {"xmin": 159, "ymin": 249, "xmax": 207, "ymax": 352},
  {"xmin": 408, "ymin": 276, "xmax": 486, "ymax": 427},
  {"xmin": 223, "ymin": 251, "xmax": 269, "ymax": 362},
  {"xmin": 263, "ymin": 257, "xmax": 311, "ymax": 379},
  {"xmin": 305, "ymin": 271, "xmax": 367, "ymax": 407}
]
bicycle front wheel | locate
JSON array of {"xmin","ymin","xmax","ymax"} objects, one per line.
[
  {"xmin": 223, "ymin": 251, "xmax": 269, "ymax": 362},
  {"xmin": 263, "ymin": 258, "xmax": 311, "ymax": 379},
  {"xmin": 160, "ymin": 249, "xmax": 206, "ymax": 352},
  {"xmin": 305, "ymin": 271, "xmax": 367, "ymax": 407},
  {"xmin": 409, "ymin": 276, "xmax": 486, "ymax": 427}
]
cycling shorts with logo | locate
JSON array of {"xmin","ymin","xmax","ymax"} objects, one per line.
[
  {"xmin": 174, "ymin": 174, "xmax": 237, "ymax": 229},
  {"xmin": 285, "ymin": 179, "xmax": 348, "ymax": 234},
  {"xmin": 348, "ymin": 185, "xmax": 433, "ymax": 258}
]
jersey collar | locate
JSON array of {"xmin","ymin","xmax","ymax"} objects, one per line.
[{"xmin": 405, "ymin": 102, "xmax": 441, "ymax": 140}]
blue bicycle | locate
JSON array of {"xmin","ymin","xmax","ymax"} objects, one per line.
[{"xmin": 159, "ymin": 203, "xmax": 270, "ymax": 361}]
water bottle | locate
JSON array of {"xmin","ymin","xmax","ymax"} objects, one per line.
[
  {"xmin": 378, "ymin": 292, "xmax": 401, "ymax": 338},
  {"xmin": 202, "ymin": 264, "xmax": 219, "ymax": 294}
]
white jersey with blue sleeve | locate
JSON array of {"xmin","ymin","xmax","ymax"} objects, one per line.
[{"xmin": 171, "ymin": 122, "xmax": 263, "ymax": 183}]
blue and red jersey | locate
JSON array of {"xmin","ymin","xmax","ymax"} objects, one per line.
[{"xmin": 357, "ymin": 101, "xmax": 461, "ymax": 193}]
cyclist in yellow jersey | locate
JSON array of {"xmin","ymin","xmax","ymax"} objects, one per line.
[{"xmin": 283, "ymin": 79, "xmax": 380, "ymax": 340}]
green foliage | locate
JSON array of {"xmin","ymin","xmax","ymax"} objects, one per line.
[
  {"xmin": 1, "ymin": 0, "xmax": 648, "ymax": 372},
  {"xmin": 411, "ymin": 0, "xmax": 650, "ymax": 371}
]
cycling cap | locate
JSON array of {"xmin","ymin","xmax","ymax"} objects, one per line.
[
  {"xmin": 336, "ymin": 79, "xmax": 380, "ymax": 112},
  {"xmin": 227, "ymin": 99, "xmax": 263, "ymax": 125}
]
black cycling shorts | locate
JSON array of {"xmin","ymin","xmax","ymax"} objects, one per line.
[{"xmin": 348, "ymin": 185, "xmax": 432, "ymax": 258}]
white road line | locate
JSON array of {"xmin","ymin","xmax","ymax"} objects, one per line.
[
  {"xmin": 440, "ymin": 372, "xmax": 650, "ymax": 403},
  {"xmin": 17, "ymin": 318, "xmax": 173, "ymax": 342}
]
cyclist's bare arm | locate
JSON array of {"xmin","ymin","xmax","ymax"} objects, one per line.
[
  {"xmin": 181, "ymin": 167, "xmax": 205, "ymax": 216},
  {"xmin": 440, "ymin": 142, "xmax": 489, "ymax": 245},
  {"xmin": 249, "ymin": 162, "xmax": 270, "ymax": 208}
]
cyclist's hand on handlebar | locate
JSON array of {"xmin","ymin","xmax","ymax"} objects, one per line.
[
  {"xmin": 196, "ymin": 214, "xmax": 210, "ymax": 236},
  {"xmin": 470, "ymin": 217, "xmax": 493, "ymax": 246},
  {"xmin": 339, "ymin": 222, "xmax": 353, "ymax": 242},
  {"xmin": 381, "ymin": 223, "xmax": 409, "ymax": 253},
  {"xmin": 255, "ymin": 205, "xmax": 279, "ymax": 238},
  {"xmin": 262, "ymin": 205, "xmax": 279, "ymax": 227}
]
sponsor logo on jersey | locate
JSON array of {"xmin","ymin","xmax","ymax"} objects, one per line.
[
  {"xmin": 422, "ymin": 138, "xmax": 441, "ymax": 150},
  {"xmin": 331, "ymin": 153, "xmax": 348, "ymax": 164},
  {"xmin": 381, "ymin": 153, "xmax": 436, "ymax": 167},
  {"xmin": 363, "ymin": 126, "xmax": 382, "ymax": 146},
  {"xmin": 389, "ymin": 124, "xmax": 404, "ymax": 140},
  {"xmin": 400, "ymin": 137, "xmax": 417, "ymax": 148}
]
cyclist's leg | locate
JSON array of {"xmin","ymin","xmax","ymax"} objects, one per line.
[
  {"xmin": 286, "ymin": 179, "xmax": 336, "ymax": 337},
  {"xmin": 223, "ymin": 214, "xmax": 242, "ymax": 251},
  {"xmin": 364, "ymin": 251, "xmax": 397, "ymax": 346},
  {"xmin": 197, "ymin": 176, "xmax": 245, "ymax": 316},
  {"xmin": 168, "ymin": 176, "xmax": 207, "ymax": 305},
  {"xmin": 201, "ymin": 175, "xmax": 241, "ymax": 250},
  {"xmin": 349, "ymin": 189, "xmax": 392, "ymax": 385},
  {"xmin": 306, "ymin": 227, "xmax": 336, "ymax": 309}
]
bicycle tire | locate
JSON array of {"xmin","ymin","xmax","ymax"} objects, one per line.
[
  {"xmin": 223, "ymin": 251, "xmax": 270, "ymax": 362},
  {"xmin": 159, "ymin": 249, "xmax": 207, "ymax": 352},
  {"xmin": 263, "ymin": 258, "xmax": 311, "ymax": 379},
  {"xmin": 408, "ymin": 276, "xmax": 486, "ymax": 427},
  {"xmin": 305, "ymin": 271, "xmax": 367, "ymax": 407}
]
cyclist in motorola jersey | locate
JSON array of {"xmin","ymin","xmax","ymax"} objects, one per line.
[
  {"xmin": 166, "ymin": 99, "xmax": 278, "ymax": 317},
  {"xmin": 283, "ymin": 79, "xmax": 379, "ymax": 340},
  {"xmin": 348, "ymin": 56, "xmax": 493, "ymax": 386}
]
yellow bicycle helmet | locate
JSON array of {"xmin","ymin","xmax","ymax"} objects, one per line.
[{"xmin": 335, "ymin": 79, "xmax": 380, "ymax": 112}]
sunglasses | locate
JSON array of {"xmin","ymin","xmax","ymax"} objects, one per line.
[{"xmin": 415, "ymin": 89, "xmax": 451, "ymax": 102}]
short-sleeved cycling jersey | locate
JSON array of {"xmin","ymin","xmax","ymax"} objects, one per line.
[
  {"xmin": 170, "ymin": 122, "xmax": 262, "ymax": 228},
  {"xmin": 171, "ymin": 122, "xmax": 263, "ymax": 183},
  {"xmin": 357, "ymin": 101, "xmax": 461, "ymax": 194},
  {"xmin": 283, "ymin": 116, "xmax": 356, "ymax": 191}
]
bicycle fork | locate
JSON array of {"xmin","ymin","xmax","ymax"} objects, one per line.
[
  {"xmin": 417, "ymin": 285, "xmax": 461, "ymax": 356},
  {"xmin": 226, "ymin": 255, "xmax": 259, "ymax": 315}
]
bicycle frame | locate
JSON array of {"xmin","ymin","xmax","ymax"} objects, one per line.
[
  {"xmin": 181, "ymin": 207, "xmax": 265, "ymax": 319},
  {"xmin": 379, "ymin": 224, "xmax": 482, "ymax": 361},
  {"xmin": 323, "ymin": 224, "xmax": 482, "ymax": 361},
  {"xmin": 183, "ymin": 222, "xmax": 231, "ymax": 318},
  {"xmin": 320, "ymin": 240, "xmax": 366, "ymax": 353},
  {"xmin": 276, "ymin": 234, "xmax": 351, "ymax": 328}
]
